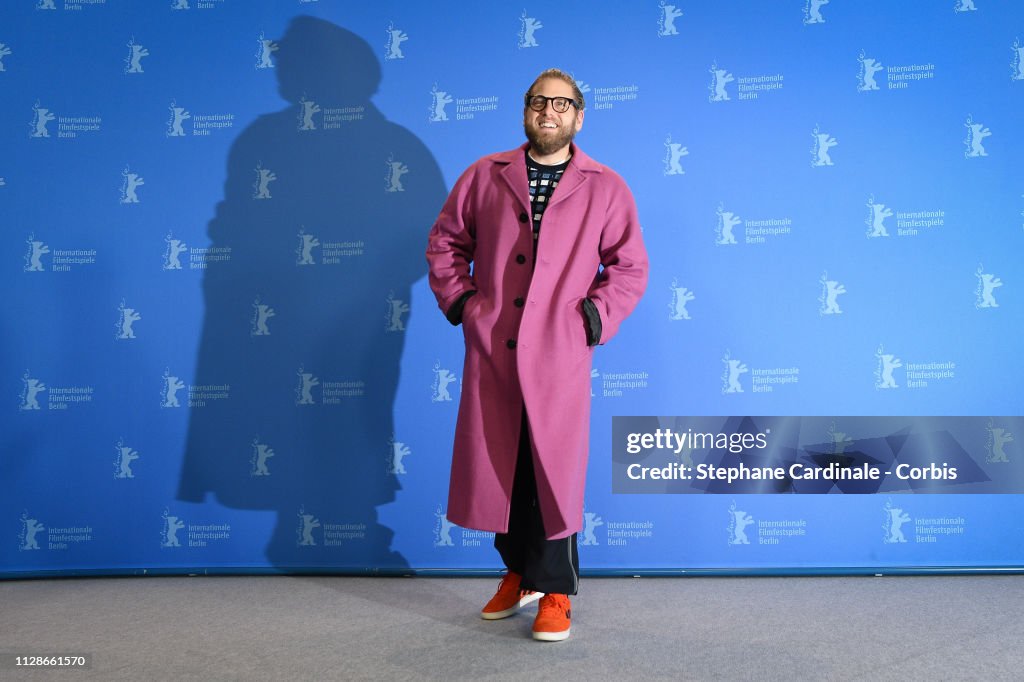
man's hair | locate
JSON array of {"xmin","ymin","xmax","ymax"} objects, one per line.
[{"xmin": 525, "ymin": 68, "xmax": 585, "ymax": 110}]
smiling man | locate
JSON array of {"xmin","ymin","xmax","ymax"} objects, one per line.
[{"xmin": 426, "ymin": 68, "xmax": 648, "ymax": 642}]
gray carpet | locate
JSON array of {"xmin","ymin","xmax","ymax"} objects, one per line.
[{"xmin": 1, "ymin": 575, "xmax": 1020, "ymax": 681}]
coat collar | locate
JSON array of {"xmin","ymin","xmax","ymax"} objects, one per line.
[
  {"xmin": 495, "ymin": 142, "xmax": 602, "ymax": 214},
  {"xmin": 492, "ymin": 142, "xmax": 603, "ymax": 172}
]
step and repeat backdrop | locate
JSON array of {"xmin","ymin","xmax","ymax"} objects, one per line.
[{"xmin": 3, "ymin": 1, "xmax": 1023, "ymax": 577}]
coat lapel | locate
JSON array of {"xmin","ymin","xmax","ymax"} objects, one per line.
[
  {"xmin": 547, "ymin": 144, "xmax": 600, "ymax": 209},
  {"xmin": 496, "ymin": 147, "xmax": 532, "ymax": 216},
  {"xmin": 494, "ymin": 143, "xmax": 603, "ymax": 215},
  {"xmin": 545, "ymin": 164, "xmax": 586, "ymax": 210}
]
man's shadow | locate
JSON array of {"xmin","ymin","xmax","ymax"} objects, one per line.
[{"xmin": 177, "ymin": 16, "xmax": 445, "ymax": 570}]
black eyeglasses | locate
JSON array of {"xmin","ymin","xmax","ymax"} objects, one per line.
[{"xmin": 525, "ymin": 94, "xmax": 580, "ymax": 113}]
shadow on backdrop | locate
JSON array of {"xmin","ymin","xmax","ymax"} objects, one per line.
[{"xmin": 177, "ymin": 16, "xmax": 445, "ymax": 571}]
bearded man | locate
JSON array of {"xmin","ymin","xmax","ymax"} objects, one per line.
[{"xmin": 426, "ymin": 68, "xmax": 648, "ymax": 642}]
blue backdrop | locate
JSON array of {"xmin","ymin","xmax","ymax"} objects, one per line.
[{"xmin": 2, "ymin": 0, "xmax": 1023, "ymax": 577}]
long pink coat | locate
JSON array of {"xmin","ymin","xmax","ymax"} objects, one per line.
[{"xmin": 426, "ymin": 143, "xmax": 648, "ymax": 539}]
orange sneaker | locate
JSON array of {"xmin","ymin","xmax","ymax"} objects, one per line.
[
  {"xmin": 481, "ymin": 572, "xmax": 543, "ymax": 620},
  {"xmin": 532, "ymin": 593, "xmax": 571, "ymax": 641}
]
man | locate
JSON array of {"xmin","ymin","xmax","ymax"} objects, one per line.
[{"xmin": 426, "ymin": 68, "xmax": 648, "ymax": 642}]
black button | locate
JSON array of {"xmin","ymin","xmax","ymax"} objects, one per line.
[
  {"xmin": 516, "ymin": 254, "xmax": 526, "ymax": 264},
  {"xmin": 506, "ymin": 339, "xmax": 517, "ymax": 349},
  {"xmin": 519, "ymin": 212, "xmax": 529, "ymax": 223},
  {"xmin": 514, "ymin": 297, "xmax": 525, "ymax": 308}
]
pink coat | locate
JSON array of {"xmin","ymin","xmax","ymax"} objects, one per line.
[{"xmin": 426, "ymin": 143, "xmax": 648, "ymax": 539}]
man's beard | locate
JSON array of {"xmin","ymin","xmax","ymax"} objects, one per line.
[{"xmin": 524, "ymin": 120, "xmax": 576, "ymax": 157}]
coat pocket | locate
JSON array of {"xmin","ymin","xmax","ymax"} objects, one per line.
[
  {"xmin": 461, "ymin": 293, "xmax": 484, "ymax": 348},
  {"xmin": 567, "ymin": 298, "xmax": 592, "ymax": 358},
  {"xmin": 462, "ymin": 291, "xmax": 482, "ymax": 322}
]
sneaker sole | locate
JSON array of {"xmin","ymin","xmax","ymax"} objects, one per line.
[
  {"xmin": 532, "ymin": 627, "xmax": 571, "ymax": 642},
  {"xmin": 480, "ymin": 591, "xmax": 544, "ymax": 620}
]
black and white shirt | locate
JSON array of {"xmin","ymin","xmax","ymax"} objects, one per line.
[{"xmin": 526, "ymin": 152, "xmax": 570, "ymax": 249}]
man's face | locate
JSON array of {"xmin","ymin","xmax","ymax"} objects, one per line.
[{"xmin": 523, "ymin": 77, "xmax": 584, "ymax": 158}]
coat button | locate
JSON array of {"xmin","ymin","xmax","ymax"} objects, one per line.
[
  {"xmin": 506, "ymin": 339, "xmax": 517, "ymax": 349},
  {"xmin": 519, "ymin": 212, "xmax": 529, "ymax": 223},
  {"xmin": 516, "ymin": 254, "xmax": 526, "ymax": 264},
  {"xmin": 514, "ymin": 297, "xmax": 525, "ymax": 308}
]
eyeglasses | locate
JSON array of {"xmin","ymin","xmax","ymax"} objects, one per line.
[{"xmin": 525, "ymin": 94, "xmax": 580, "ymax": 113}]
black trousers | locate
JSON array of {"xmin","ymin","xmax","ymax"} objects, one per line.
[{"xmin": 494, "ymin": 410, "xmax": 580, "ymax": 595}]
